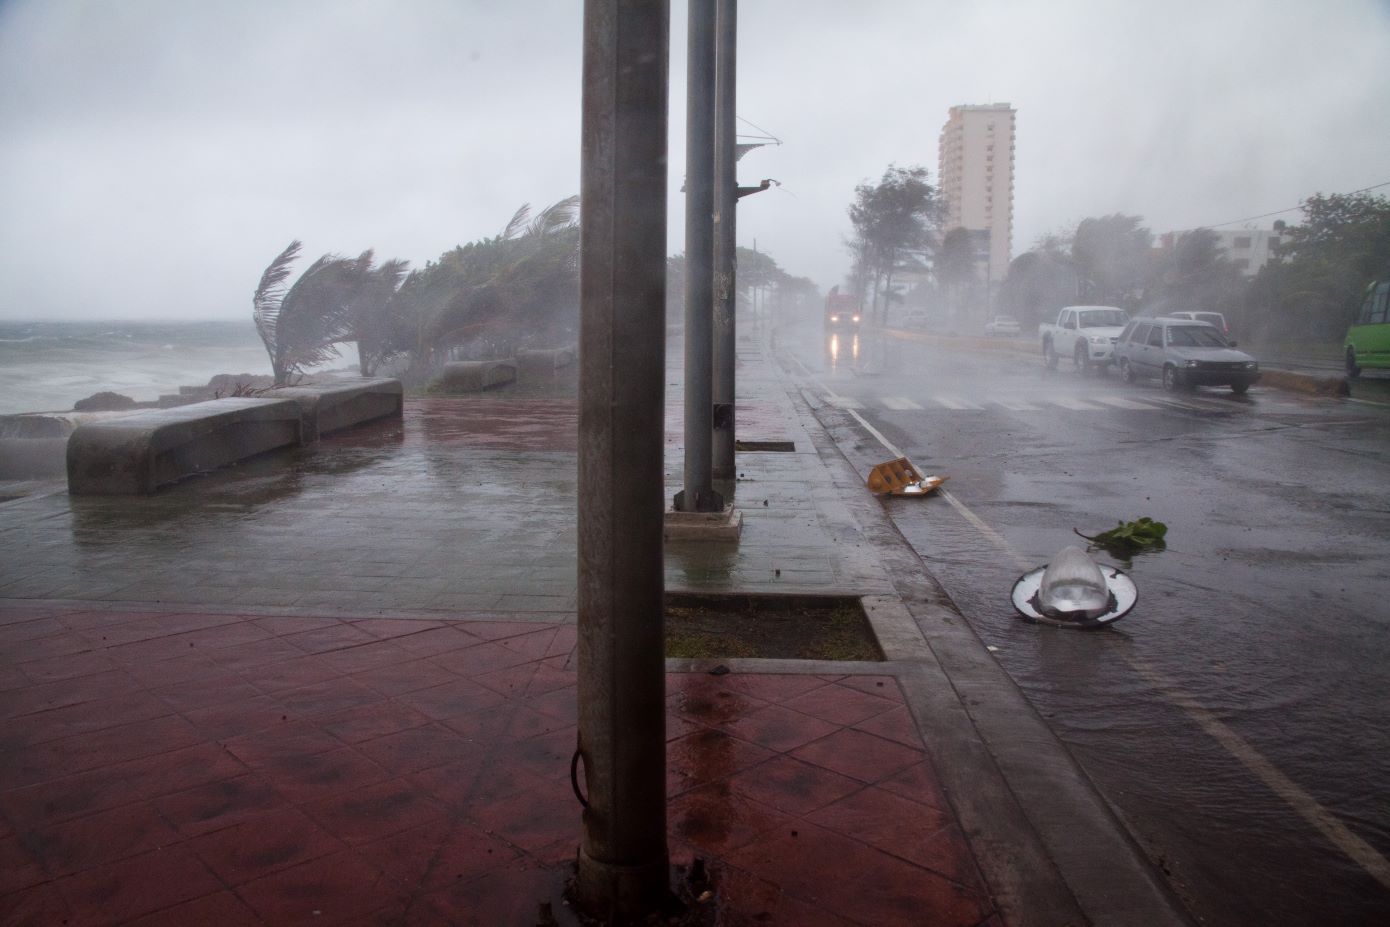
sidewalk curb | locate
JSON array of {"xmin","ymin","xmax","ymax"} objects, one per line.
[{"xmin": 777, "ymin": 353, "xmax": 1196, "ymax": 927}]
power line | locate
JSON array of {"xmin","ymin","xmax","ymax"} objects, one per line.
[
  {"xmin": 1203, "ymin": 179, "xmax": 1390, "ymax": 229},
  {"xmin": 735, "ymin": 115, "xmax": 781, "ymax": 145}
]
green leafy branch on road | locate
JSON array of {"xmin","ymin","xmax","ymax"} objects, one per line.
[{"xmin": 1075, "ymin": 517, "xmax": 1168, "ymax": 557}]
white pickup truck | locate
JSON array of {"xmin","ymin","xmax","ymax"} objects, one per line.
[{"xmin": 1039, "ymin": 305, "xmax": 1130, "ymax": 374}]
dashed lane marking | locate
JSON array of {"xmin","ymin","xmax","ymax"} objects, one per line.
[{"xmin": 881, "ymin": 396, "xmax": 924, "ymax": 411}]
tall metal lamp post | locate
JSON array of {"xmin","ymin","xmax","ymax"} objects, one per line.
[{"xmin": 574, "ymin": 0, "xmax": 672, "ymax": 919}]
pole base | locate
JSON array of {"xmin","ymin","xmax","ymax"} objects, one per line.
[
  {"xmin": 573, "ymin": 846, "xmax": 673, "ymax": 923},
  {"xmin": 663, "ymin": 503, "xmax": 742, "ymax": 542}
]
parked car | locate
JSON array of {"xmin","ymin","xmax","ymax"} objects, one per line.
[
  {"xmin": 1165, "ymin": 310, "xmax": 1229, "ymax": 336},
  {"xmin": 900, "ymin": 310, "xmax": 931, "ymax": 330},
  {"xmin": 984, "ymin": 315, "xmax": 1021, "ymax": 337},
  {"xmin": 1113, "ymin": 317, "xmax": 1260, "ymax": 393},
  {"xmin": 1038, "ymin": 305, "xmax": 1129, "ymax": 374}
]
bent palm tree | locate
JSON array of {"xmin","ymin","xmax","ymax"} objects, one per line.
[
  {"xmin": 346, "ymin": 255, "xmax": 411, "ymax": 376},
  {"xmin": 253, "ymin": 242, "xmax": 361, "ymax": 386},
  {"xmin": 428, "ymin": 196, "xmax": 581, "ymax": 352}
]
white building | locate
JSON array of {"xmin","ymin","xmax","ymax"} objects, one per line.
[
  {"xmin": 937, "ymin": 103, "xmax": 1015, "ymax": 284},
  {"xmin": 1157, "ymin": 228, "xmax": 1283, "ymax": 277}
]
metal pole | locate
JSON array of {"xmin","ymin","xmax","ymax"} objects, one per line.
[
  {"xmin": 711, "ymin": 0, "xmax": 737, "ymax": 482},
  {"xmin": 675, "ymin": 0, "xmax": 722, "ymax": 513},
  {"xmin": 575, "ymin": 0, "xmax": 670, "ymax": 918}
]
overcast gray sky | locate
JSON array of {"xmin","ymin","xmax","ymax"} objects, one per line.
[{"xmin": 2, "ymin": 0, "xmax": 1388, "ymax": 321}]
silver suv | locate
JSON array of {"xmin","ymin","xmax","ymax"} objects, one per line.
[{"xmin": 1113, "ymin": 317, "xmax": 1260, "ymax": 394}]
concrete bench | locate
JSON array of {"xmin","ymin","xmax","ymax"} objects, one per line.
[
  {"xmin": 438, "ymin": 360, "xmax": 517, "ymax": 392},
  {"xmin": 2, "ymin": 411, "xmax": 139, "ymax": 479},
  {"xmin": 271, "ymin": 378, "xmax": 403, "ymax": 440},
  {"xmin": 516, "ymin": 345, "xmax": 577, "ymax": 377},
  {"xmin": 66, "ymin": 398, "xmax": 302, "ymax": 494}
]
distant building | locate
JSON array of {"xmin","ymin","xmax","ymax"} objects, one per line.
[
  {"xmin": 937, "ymin": 103, "xmax": 1015, "ymax": 284},
  {"xmin": 1157, "ymin": 228, "xmax": 1283, "ymax": 277}
]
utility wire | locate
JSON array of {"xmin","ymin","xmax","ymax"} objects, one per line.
[
  {"xmin": 736, "ymin": 115, "xmax": 782, "ymax": 145},
  {"xmin": 1204, "ymin": 179, "xmax": 1390, "ymax": 229}
]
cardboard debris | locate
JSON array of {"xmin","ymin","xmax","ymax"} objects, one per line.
[{"xmin": 866, "ymin": 457, "xmax": 948, "ymax": 496}]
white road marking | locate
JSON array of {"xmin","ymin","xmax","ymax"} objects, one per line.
[
  {"xmin": 993, "ymin": 398, "xmax": 1042, "ymax": 412},
  {"xmin": 1090, "ymin": 395, "xmax": 1160, "ymax": 410},
  {"xmin": 933, "ymin": 396, "xmax": 983, "ymax": 410},
  {"xmin": 842, "ymin": 397, "xmax": 1390, "ymax": 890},
  {"xmin": 1049, "ymin": 396, "xmax": 1103, "ymax": 411},
  {"xmin": 881, "ymin": 396, "xmax": 924, "ymax": 411},
  {"xmin": 831, "ymin": 396, "xmax": 863, "ymax": 409},
  {"xmin": 1127, "ymin": 653, "xmax": 1390, "ymax": 891}
]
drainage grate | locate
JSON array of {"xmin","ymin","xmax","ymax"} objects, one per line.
[{"xmin": 734, "ymin": 440, "xmax": 795, "ymax": 452}]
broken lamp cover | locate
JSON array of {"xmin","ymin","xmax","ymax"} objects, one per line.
[{"xmin": 1010, "ymin": 545, "xmax": 1137, "ymax": 629}]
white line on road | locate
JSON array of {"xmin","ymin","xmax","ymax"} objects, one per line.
[
  {"xmin": 933, "ymin": 396, "xmax": 984, "ymax": 410},
  {"xmin": 1127, "ymin": 653, "xmax": 1390, "ymax": 891},
  {"xmin": 993, "ymin": 398, "xmax": 1042, "ymax": 412},
  {"xmin": 840, "ymin": 395, "xmax": 1390, "ymax": 891},
  {"xmin": 881, "ymin": 396, "xmax": 924, "ymax": 411},
  {"xmin": 1090, "ymin": 395, "xmax": 1161, "ymax": 410},
  {"xmin": 1049, "ymin": 396, "xmax": 1103, "ymax": 411}
]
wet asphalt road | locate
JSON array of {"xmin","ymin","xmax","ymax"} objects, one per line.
[{"xmin": 783, "ymin": 324, "xmax": 1390, "ymax": 927}]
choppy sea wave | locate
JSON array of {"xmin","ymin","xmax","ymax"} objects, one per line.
[{"xmin": 0, "ymin": 320, "xmax": 278, "ymax": 414}]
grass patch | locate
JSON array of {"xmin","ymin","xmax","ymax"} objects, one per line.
[{"xmin": 665, "ymin": 593, "xmax": 881, "ymax": 661}]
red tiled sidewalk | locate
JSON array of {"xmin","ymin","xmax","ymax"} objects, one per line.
[{"xmin": 0, "ymin": 604, "xmax": 999, "ymax": 926}]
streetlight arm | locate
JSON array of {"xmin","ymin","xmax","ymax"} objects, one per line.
[{"xmin": 736, "ymin": 178, "xmax": 776, "ymax": 199}]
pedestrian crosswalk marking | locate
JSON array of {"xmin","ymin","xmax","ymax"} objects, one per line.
[
  {"xmin": 934, "ymin": 396, "xmax": 983, "ymax": 410},
  {"xmin": 1090, "ymin": 396, "xmax": 1157, "ymax": 410},
  {"xmin": 829, "ymin": 393, "xmax": 1277, "ymax": 414},
  {"xmin": 1050, "ymin": 396, "xmax": 1103, "ymax": 411}
]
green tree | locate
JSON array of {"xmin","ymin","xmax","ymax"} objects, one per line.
[
  {"xmin": 346, "ymin": 253, "xmax": 411, "ymax": 377},
  {"xmin": 735, "ymin": 245, "xmax": 781, "ymax": 313},
  {"xmin": 1071, "ymin": 214, "xmax": 1153, "ymax": 308},
  {"xmin": 1148, "ymin": 228, "xmax": 1244, "ymax": 319},
  {"xmin": 848, "ymin": 164, "xmax": 938, "ymax": 323},
  {"xmin": 407, "ymin": 196, "xmax": 581, "ymax": 363},
  {"xmin": 1249, "ymin": 192, "xmax": 1390, "ymax": 340},
  {"xmin": 935, "ymin": 226, "xmax": 980, "ymax": 321},
  {"xmin": 997, "ymin": 248, "xmax": 1080, "ymax": 331}
]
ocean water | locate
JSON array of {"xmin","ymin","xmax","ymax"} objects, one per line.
[{"xmin": 0, "ymin": 320, "xmax": 278, "ymax": 415}]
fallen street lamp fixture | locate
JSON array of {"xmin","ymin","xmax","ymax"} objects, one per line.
[{"xmin": 1011, "ymin": 545, "xmax": 1137, "ymax": 629}]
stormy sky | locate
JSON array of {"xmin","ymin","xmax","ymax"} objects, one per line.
[{"xmin": 1, "ymin": 0, "xmax": 1387, "ymax": 321}]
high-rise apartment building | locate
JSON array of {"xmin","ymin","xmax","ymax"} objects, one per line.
[{"xmin": 937, "ymin": 103, "xmax": 1015, "ymax": 284}]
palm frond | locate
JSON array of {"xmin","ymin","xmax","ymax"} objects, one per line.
[
  {"xmin": 376, "ymin": 258, "xmax": 410, "ymax": 292},
  {"xmin": 526, "ymin": 195, "xmax": 580, "ymax": 238},
  {"xmin": 500, "ymin": 203, "xmax": 531, "ymax": 240},
  {"xmin": 276, "ymin": 253, "xmax": 359, "ymax": 376},
  {"xmin": 252, "ymin": 240, "xmax": 302, "ymax": 352}
]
